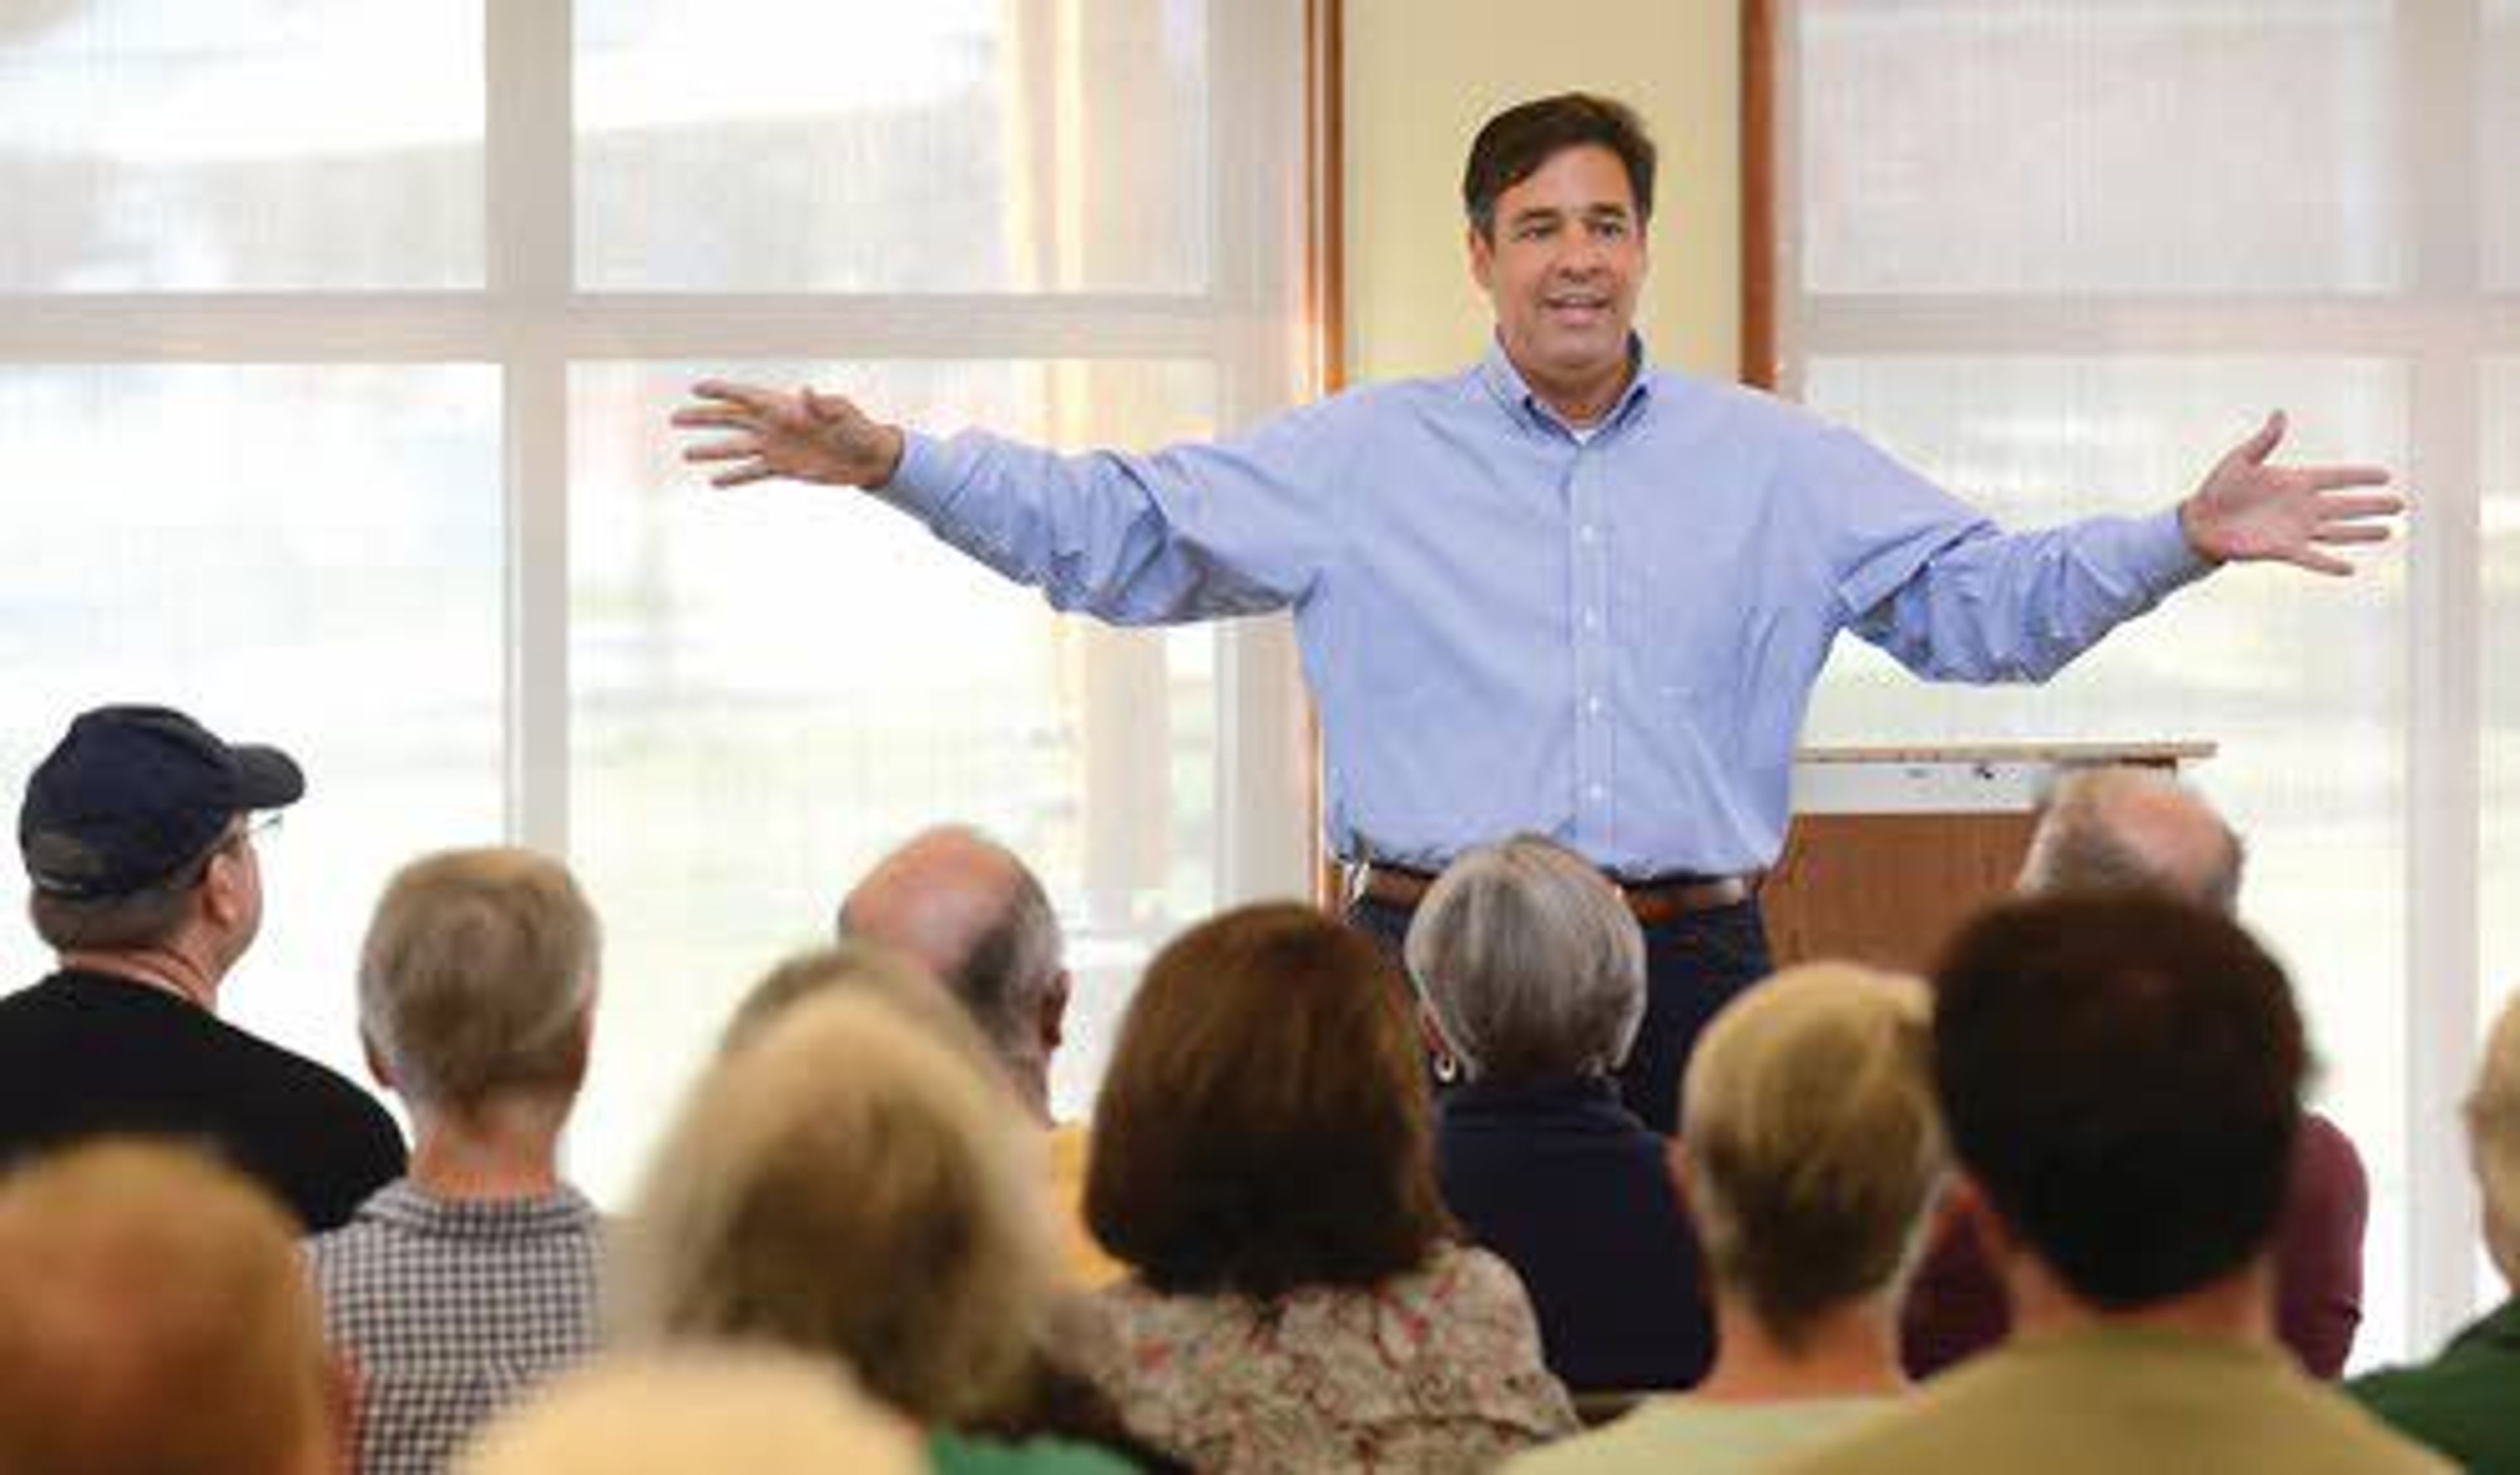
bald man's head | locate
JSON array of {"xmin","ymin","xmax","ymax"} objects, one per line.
[
  {"xmin": 2019, "ymin": 767, "xmax": 2246, "ymax": 915},
  {"xmin": 838, "ymin": 826, "xmax": 1066, "ymax": 1092}
]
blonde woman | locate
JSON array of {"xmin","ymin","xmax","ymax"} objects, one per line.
[
  {"xmin": 614, "ymin": 975, "xmax": 1148, "ymax": 1472},
  {"xmin": 1514, "ymin": 964, "xmax": 1944, "ymax": 1472}
]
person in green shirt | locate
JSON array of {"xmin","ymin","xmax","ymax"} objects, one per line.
[{"xmin": 2349, "ymin": 989, "xmax": 2520, "ymax": 1472}]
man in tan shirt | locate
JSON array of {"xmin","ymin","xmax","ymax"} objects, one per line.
[
  {"xmin": 1792, "ymin": 893, "xmax": 2443, "ymax": 1475},
  {"xmin": 839, "ymin": 824, "xmax": 1120, "ymax": 1286}
]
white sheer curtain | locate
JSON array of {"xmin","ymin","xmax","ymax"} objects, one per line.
[
  {"xmin": 0, "ymin": 0, "xmax": 1318, "ymax": 1205},
  {"xmin": 1776, "ymin": 0, "xmax": 2518, "ymax": 1363}
]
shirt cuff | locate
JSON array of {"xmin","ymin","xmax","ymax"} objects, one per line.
[
  {"xmin": 2132, "ymin": 505, "xmax": 2216, "ymax": 597},
  {"xmin": 868, "ymin": 429, "xmax": 958, "ymax": 523}
]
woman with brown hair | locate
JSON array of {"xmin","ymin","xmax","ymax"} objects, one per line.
[{"xmin": 1068, "ymin": 902, "xmax": 1575, "ymax": 1472}]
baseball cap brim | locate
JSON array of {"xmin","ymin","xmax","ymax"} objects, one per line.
[{"xmin": 231, "ymin": 744, "xmax": 306, "ymax": 811}]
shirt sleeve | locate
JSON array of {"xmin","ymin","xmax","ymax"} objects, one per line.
[
  {"xmin": 1795, "ymin": 423, "xmax": 2213, "ymax": 683},
  {"xmin": 870, "ymin": 398, "xmax": 1348, "ymax": 626}
]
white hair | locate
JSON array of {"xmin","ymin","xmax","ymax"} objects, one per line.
[{"xmin": 1404, "ymin": 834, "xmax": 1646, "ymax": 1082}]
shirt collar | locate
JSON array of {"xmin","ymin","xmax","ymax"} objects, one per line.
[
  {"xmin": 1440, "ymin": 1071, "xmax": 1639, "ymax": 1125},
  {"xmin": 2457, "ymin": 1295, "xmax": 2520, "ymax": 1350},
  {"xmin": 355, "ymin": 1178, "xmax": 598, "ymax": 1239},
  {"xmin": 1477, "ymin": 333, "xmax": 1653, "ymax": 438}
]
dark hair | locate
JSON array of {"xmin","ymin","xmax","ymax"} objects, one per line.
[
  {"xmin": 1086, "ymin": 903, "xmax": 1455, "ymax": 1298},
  {"xmin": 1462, "ymin": 93, "xmax": 1657, "ymax": 240},
  {"xmin": 1933, "ymin": 894, "xmax": 2305, "ymax": 1308}
]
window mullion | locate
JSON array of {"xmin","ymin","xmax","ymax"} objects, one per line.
[
  {"xmin": 2399, "ymin": 0, "xmax": 2486, "ymax": 1355},
  {"xmin": 487, "ymin": 0, "xmax": 574, "ymax": 856}
]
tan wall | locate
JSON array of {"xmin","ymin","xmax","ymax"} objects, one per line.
[{"xmin": 1340, "ymin": 0, "xmax": 1742, "ymax": 385}]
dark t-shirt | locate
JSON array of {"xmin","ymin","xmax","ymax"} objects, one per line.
[{"xmin": 0, "ymin": 968, "xmax": 406, "ymax": 1229}]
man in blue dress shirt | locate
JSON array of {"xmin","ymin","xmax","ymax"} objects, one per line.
[{"xmin": 672, "ymin": 94, "xmax": 2400, "ymax": 1133}]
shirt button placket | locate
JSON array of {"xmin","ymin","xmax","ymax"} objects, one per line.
[{"xmin": 1568, "ymin": 451, "xmax": 1612, "ymax": 852}]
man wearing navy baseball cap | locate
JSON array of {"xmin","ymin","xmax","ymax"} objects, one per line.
[{"xmin": 0, "ymin": 704, "xmax": 405, "ymax": 1230}]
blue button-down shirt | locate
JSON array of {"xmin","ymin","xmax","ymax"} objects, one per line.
[{"xmin": 881, "ymin": 341, "xmax": 2207, "ymax": 875}]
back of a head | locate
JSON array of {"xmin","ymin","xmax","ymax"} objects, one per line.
[
  {"xmin": 1087, "ymin": 901, "xmax": 1453, "ymax": 1298},
  {"xmin": 22, "ymin": 704, "xmax": 306, "ymax": 959},
  {"xmin": 837, "ymin": 824, "xmax": 1063, "ymax": 1067},
  {"xmin": 1682, "ymin": 964, "xmax": 1944, "ymax": 1348},
  {"xmin": 614, "ymin": 989, "xmax": 1051, "ymax": 1428},
  {"xmin": 2468, "ymin": 991, "xmax": 2520, "ymax": 1286},
  {"xmin": 1404, "ymin": 833, "xmax": 1646, "ymax": 1084},
  {"xmin": 717, "ymin": 940, "xmax": 1004, "ymax": 1081},
  {"xmin": 2019, "ymin": 766, "xmax": 2245, "ymax": 915},
  {"xmin": 1934, "ymin": 893, "xmax": 2305, "ymax": 1308},
  {"xmin": 360, "ymin": 846, "xmax": 599, "ymax": 1114},
  {"xmin": 459, "ymin": 1347, "xmax": 922, "ymax": 1475},
  {"xmin": 0, "ymin": 1140, "xmax": 335, "ymax": 1475}
]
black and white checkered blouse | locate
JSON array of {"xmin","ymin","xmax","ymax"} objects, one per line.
[{"xmin": 306, "ymin": 1179, "xmax": 601, "ymax": 1475}]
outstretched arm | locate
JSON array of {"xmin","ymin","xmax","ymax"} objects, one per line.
[
  {"xmin": 2177, "ymin": 410, "xmax": 2404, "ymax": 576},
  {"xmin": 1832, "ymin": 409, "xmax": 2403, "ymax": 685},
  {"xmin": 666, "ymin": 376, "xmax": 1343, "ymax": 624},
  {"xmin": 671, "ymin": 380, "xmax": 906, "ymax": 489}
]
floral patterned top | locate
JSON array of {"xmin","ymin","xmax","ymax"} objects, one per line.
[{"xmin": 1062, "ymin": 1243, "xmax": 1578, "ymax": 1473}]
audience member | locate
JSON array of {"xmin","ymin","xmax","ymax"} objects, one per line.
[
  {"xmin": 2015, "ymin": 763, "xmax": 2246, "ymax": 910},
  {"xmin": 614, "ymin": 980, "xmax": 1146, "ymax": 1473},
  {"xmin": 1405, "ymin": 834, "xmax": 1712, "ymax": 1391},
  {"xmin": 839, "ymin": 823, "xmax": 1120, "ymax": 1284},
  {"xmin": 1792, "ymin": 895, "xmax": 2443, "ymax": 1474},
  {"xmin": 308, "ymin": 847, "xmax": 604, "ymax": 1475},
  {"xmin": 1072, "ymin": 902, "xmax": 1576, "ymax": 1471},
  {"xmin": 2349, "ymin": 988, "xmax": 2520, "ymax": 1467},
  {"xmin": 1902, "ymin": 765, "xmax": 2369, "ymax": 1378},
  {"xmin": 0, "ymin": 1139, "xmax": 347, "ymax": 1475},
  {"xmin": 457, "ymin": 1348, "xmax": 923, "ymax": 1475},
  {"xmin": 1512, "ymin": 968, "xmax": 1925, "ymax": 1462},
  {"xmin": 717, "ymin": 937, "xmax": 968, "ymax": 1056},
  {"xmin": 1, "ymin": 703, "xmax": 403, "ymax": 1229},
  {"xmin": 1514, "ymin": 962, "xmax": 1942, "ymax": 1472}
]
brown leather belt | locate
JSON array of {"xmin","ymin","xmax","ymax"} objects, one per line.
[{"xmin": 1353, "ymin": 862, "xmax": 1757, "ymax": 926}]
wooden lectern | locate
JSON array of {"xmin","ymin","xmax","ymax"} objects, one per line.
[{"xmin": 1761, "ymin": 742, "xmax": 2213, "ymax": 973}]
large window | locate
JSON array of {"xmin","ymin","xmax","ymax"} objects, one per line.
[
  {"xmin": 1771, "ymin": 0, "xmax": 2516, "ymax": 1363},
  {"xmin": 0, "ymin": 0, "xmax": 1319, "ymax": 1204}
]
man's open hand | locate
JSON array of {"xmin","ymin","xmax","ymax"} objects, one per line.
[
  {"xmin": 2178, "ymin": 411, "xmax": 2404, "ymax": 576},
  {"xmin": 671, "ymin": 381, "xmax": 906, "ymax": 490}
]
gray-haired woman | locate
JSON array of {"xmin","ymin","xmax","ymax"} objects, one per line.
[{"xmin": 1406, "ymin": 834, "xmax": 1712, "ymax": 1393}]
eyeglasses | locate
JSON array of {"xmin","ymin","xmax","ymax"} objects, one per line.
[
  {"xmin": 167, "ymin": 811, "xmax": 280, "ymax": 891},
  {"xmin": 209, "ymin": 811, "xmax": 282, "ymax": 866}
]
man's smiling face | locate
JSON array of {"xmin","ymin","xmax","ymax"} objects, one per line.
[{"xmin": 1469, "ymin": 142, "xmax": 1648, "ymax": 425}]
